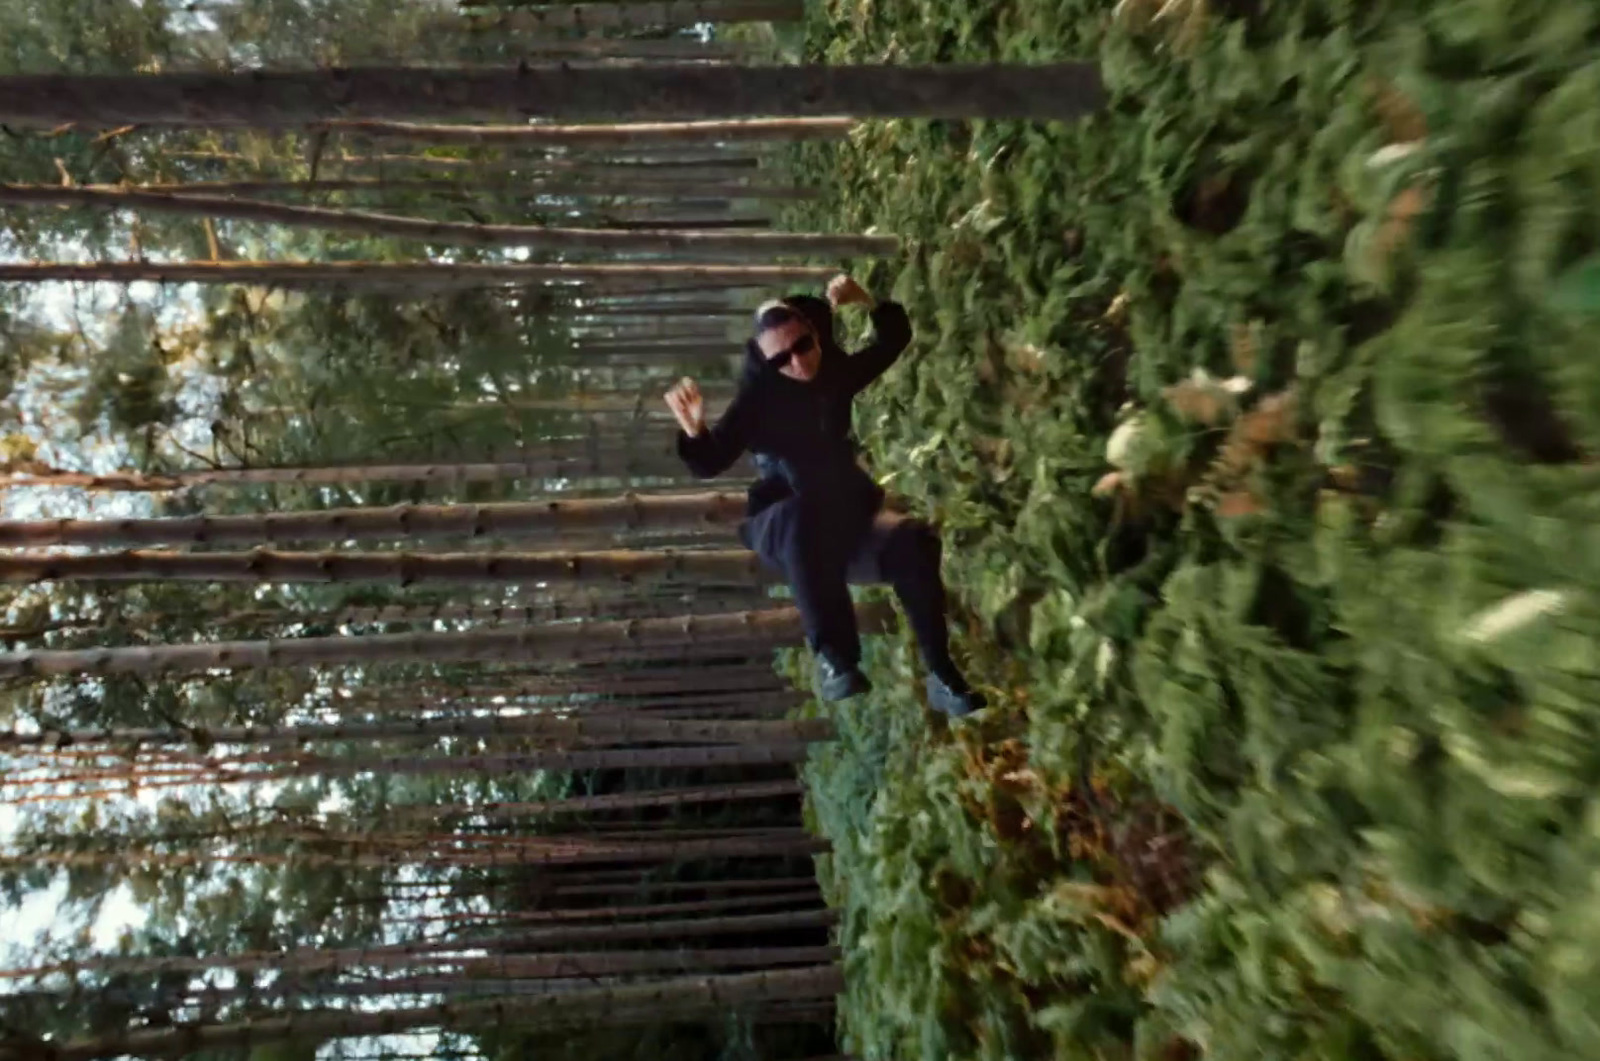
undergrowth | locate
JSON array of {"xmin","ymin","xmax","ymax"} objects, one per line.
[{"xmin": 778, "ymin": 0, "xmax": 1600, "ymax": 1058}]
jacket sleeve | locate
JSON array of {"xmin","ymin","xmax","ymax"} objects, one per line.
[
  {"xmin": 837, "ymin": 299, "xmax": 913, "ymax": 395},
  {"xmin": 676, "ymin": 386, "xmax": 756, "ymax": 479}
]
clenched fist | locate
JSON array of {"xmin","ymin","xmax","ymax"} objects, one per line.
[
  {"xmin": 664, "ymin": 377, "xmax": 706, "ymax": 437},
  {"xmin": 826, "ymin": 274, "xmax": 875, "ymax": 310}
]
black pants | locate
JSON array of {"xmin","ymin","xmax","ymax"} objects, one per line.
[{"xmin": 743, "ymin": 496, "xmax": 957, "ymax": 680}]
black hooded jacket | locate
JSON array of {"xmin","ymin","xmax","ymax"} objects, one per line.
[{"xmin": 676, "ymin": 293, "xmax": 912, "ymax": 521}]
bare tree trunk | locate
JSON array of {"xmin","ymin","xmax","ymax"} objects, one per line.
[
  {"xmin": 0, "ymin": 604, "xmax": 897, "ymax": 677},
  {"xmin": 412, "ymin": 890, "xmax": 819, "ymax": 925},
  {"xmin": 216, "ymin": 745, "xmax": 824, "ymax": 782},
  {"xmin": 141, "ymin": 175, "xmax": 807, "ymax": 198},
  {"xmin": 570, "ymin": 301, "xmax": 747, "ymax": 318},
  {"xmin": 455, "ymin": 0, "xmax": 804, "ymax": 32},
  {"xmin": 479, "ymin": 36, "xmax": 762, "ymax": 61},
  {"xmin": 391, "ymin": 780, "xmax": 803, "ymax": 820},
  {"xmin": 0, "ymin": 259, "xmax": 831, "ymax": 291},
  {"xmin": 0, "ymin": 546, "xmax": 774, "ymax": 586},
  {"xmin": 331, "ymin": 152, "xmax": 769, "ymax": 173},
  {"xmin": 341, "ymin": 661, "xmax": 785, "ymax": 699},
  {"xmin": 351, "ymin": 688, "xmax": 798, "ymax": 720},
  {"xmin": 553, "ymin": 874, "xmax": 817, "ymax": 899},
  {"xmin": 0, "ymin": 63, "xmax": 1106, "ymax": 126},
  {"xmin": 0, "ymin": 183, "xmax": 891, "ymax": 259},
  {"xmin": 571, "ymin": 338, "xmax": 729, "ymax": 356},
  {"xmin": 7, "ymin": 911, "xmax": 837, "ymax": 980},
  {"xmin": 0, "ymin": 492, "xmax": 744, "ymax": 546},
  {"xmin": 315, "ymin": 116, "xmax": 848, "ymax": 146},
  {"xmin": 4, "ymin": 829, "xmax": 826, "ymax": 868},
  {"xmin": 216, "ymin": 593, "xmax": 765, "ymax": 629},
  {"xmin": 0, "ymin": 457, "xmax": 708, "ymax": 491},
  {"xmin": 0, "ymin": 716, "xmax": 828, "ymax": 751},
  {"xmin": 46, "ymin": 966, "xmax": 844, "ymax": 1061},
  {"xmin": 123, "ymin": 946, "xmax": 836, "ymax": 1003},
  {"xmin": 160, "ymin": 578, "xmax": 771, "ymax": 631}
]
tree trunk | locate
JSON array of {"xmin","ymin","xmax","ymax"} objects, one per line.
[
  {"xmin": 391, "ymin": 780, "xmax": 803, "ymax": 820},
  {"xmin": 570, "ymin": 302, "xmax": 748, "ymax": 318},
  {"xmin": 0, "ymin": 492, "xmax": 744, "ymax": 547},
  {"xmin": 553, "ymin": 874, "xmax": 816, "ymax": 899},
  {"xmin": 456, "ymin": 0, "xmax": 804, "ymax": 32},
  {"xmin": 0, "ymin": 546, "xmax": 774, "ymax": 587},
  {"xmin": 1, "ymin": 716, "xmax": 829, "ymax": 751},
  {"xmin": 334, "ymin": 152, "xmax": 769, "ymax": 173},
  {"xmin": 219, "ymin": 744, "xmax": 824, "ymax": 782},
  {"xmin": 169, "ymin": 150, "xmax": 768, "ymax": 174},
  {"xmin": 46, "ymin": 966, "xmax": 844, "ymax": 1061},
  {"xmin": 315, "ymin": 115, "xmax": 848, "ymax": 146},
  {"xmin": 0, "ymin": 260, "xmax": 831, "ymax": 291},
  {"xmin": 341, "ymin": 661, "xmax": 785, "ymax": 699},
  {"xmin": 0, "ymin": 457, "xmax": 711, "ymax": 491},
  {"xmin": 0, "ymin": 63, "xmax": 1106, "ymax": 126},
  {"xmin": 571, "ymin": 339, "xmax": 729, "ymax": 356},
  {"xmin": 351, "ymin": 689, "xmax": 799, "ymax": 721},
  {"xmin": 5, "ymin": 829, "xmax": 827, "ymax": 869},
  {"xmin": 414, "ymin": 890, "xmax": 819, "ymax": 925},
  {"xmin": 215, "ymin": 593, "xmax": 765, "ymax": 629},
  {"xmin": 0, "ymin": 604, "xmax": 897, "ymax": 677},
  {"xmin": 0, "ymin": 183, "xmax": 890, "ymax": 259},
  {"xmin": 479, "ymin": 36, "xmax": 761, "ymax": 61},
  {"xmin": 114, "ymin": 946, "xmax": 836, "ymax": 1003},
  {"xmin": 142, "ymin": 175, "xmax": 808, "ymax": 198},
  {"xmin": 6, "ymin": 910, "xmax": 837, "ymax": 981}
]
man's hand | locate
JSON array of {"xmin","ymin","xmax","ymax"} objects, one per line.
[
  {"xmin": 665, "ymin": 377, "xmax": 706, "ymax": 437},
  {"xmin": 826, "ymin": 274, "xmax": 875, "ymax": 310}
]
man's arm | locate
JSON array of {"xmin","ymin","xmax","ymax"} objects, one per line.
[
  {"xmin": 837, "ymin": 298, "xmax": 913, "ymax": 396},
  {"xmin": 677, "ymin": 388, "xmax": 755, "ymax": 479}
]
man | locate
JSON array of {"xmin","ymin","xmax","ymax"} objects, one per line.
[{"xmin": 664, "ymin": 274, "xmax": 984, "ymax": 717}]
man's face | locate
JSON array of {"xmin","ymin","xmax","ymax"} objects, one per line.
[{"xmin": 758, "ymin": 317, "xmax": 820, "ymax": 382}]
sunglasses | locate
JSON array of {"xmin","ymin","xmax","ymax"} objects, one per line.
[{"xmin": 765, "ymin": 332, "xmax": 816, "ymax": 369}]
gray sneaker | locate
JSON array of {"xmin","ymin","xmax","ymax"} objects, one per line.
[
  {"xmin": 926, "ymin": 672, "xmax": 986, "ymax": 718},
  {"xmin": 815, "ymin": 655, "xmax": 872, "ymax": 702}
]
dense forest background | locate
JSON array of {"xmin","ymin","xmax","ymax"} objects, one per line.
[
  {"xmin": 4, "ymin": 2, "xmax": 1599, "ymax": 1061},
  {"xmin": 0, "ymin": 2, "xmax": 875, "ymax": 1059}
]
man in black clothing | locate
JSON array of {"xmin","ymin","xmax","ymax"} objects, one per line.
[{"xmin": 664, "ymin": 274, "xmax": 985, "ymax": 717}]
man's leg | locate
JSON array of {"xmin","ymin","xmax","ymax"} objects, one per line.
[
  {"xmin": 751, "ymin": 498, "xmax": 864, "ymax": 676},
  {"xmin": 848, "ymin": 512, "xmax": 984, "ymax": 715},
  {"xmin": 848, "ymin": 513, "xmax": 959, "ymax": 679}
]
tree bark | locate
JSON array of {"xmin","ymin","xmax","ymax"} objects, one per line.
[
  {"xmin": 315, "ymin": 115, "xmax": 848, "ymax": 146},
  {"xmin": 215, "ymin": 593, "xmax": 767, "ymax": 629},
  {"xmin": 391, "ymin": 780, "xmax": 804, "ymax": 820},
  {"xmin": 0, "ymin": 458, "xmax": 709, "ymax": 491},
  {"xmin": 46, "ymin": 965, "xmax": 844, "ymax": 1061},
  {"xmin": 476, "ymin": 36, "xmax": 760, "ymax": 61},
  {"xmin": 0, "ymin": 260, "xmax": 832, "ymax": 291},
  {"xmin": 456, "ymin": 0, "xmax": 804, "ymax": 32},
  {"xmin": 340, "ymin": 661, "xmax": 785, "ymax": 699},
  {"xmin": 0, "ymin": 63, "xmax": 1107, "ymax": 126},
  {"xmin": 141, "ymin": 175, "xmax": 809, "ymax": 198},
  {"xmin": 221, "ymin": 744, "xmax": 823, "ymax": 782},
  {"xmin": 0, "ymin": 546, "xmax": 775, "ymax": 587},
  {"xmin": 5, "ymin": 910, "xmax": 836, "ymax": 981},
  {"xmin": 553, "ymin": 874, "xmax": 816, "ymax": 898},
  {"xmin": 1, "ymin": 716, "xmax": 829, "ymax": 751},
  {"xmin": 0, "ymin": 492, "xmax": 744, "ymax": 546},
  {"xmin": 0, "ymin": 604, "xmax": 894, "ymax": 677},
  {"xmin": 0, "ymin": 183, "xmax": 891, "ymax": 259}
]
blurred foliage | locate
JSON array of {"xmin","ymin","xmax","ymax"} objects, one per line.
[{"xmin": 784, "ymin": 0, "xmax": 1600, "ymax": 1057}]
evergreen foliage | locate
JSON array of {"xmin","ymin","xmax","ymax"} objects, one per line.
[{"xmin": 786, "ymin": 0, "xmax": 1600, "ymax": 1057}]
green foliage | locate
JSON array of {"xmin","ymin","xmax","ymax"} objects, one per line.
[{"xmin": 788, "ymin": 0, "xmax": 1600, "ymax": 1058}]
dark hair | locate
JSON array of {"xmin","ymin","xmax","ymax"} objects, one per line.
[{"xmin": 754, "ymin": 302, "xmax": 799, "ymax": 333}]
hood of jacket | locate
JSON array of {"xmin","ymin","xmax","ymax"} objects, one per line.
[{"xmin": 740, "ymin": 293, "xmax": 839, "ymax": 383}]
